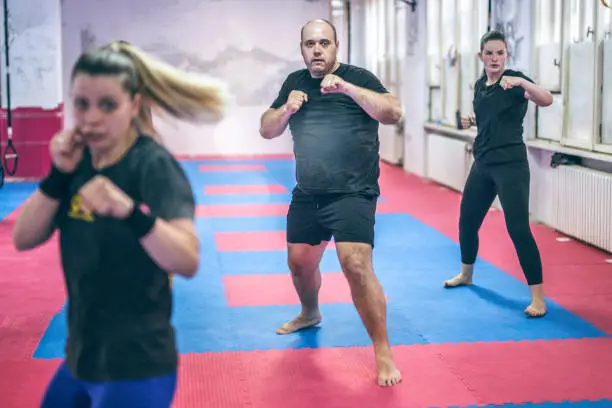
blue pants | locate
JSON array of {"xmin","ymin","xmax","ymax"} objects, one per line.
[{"xmin": 40, "ymin": 362, "xmax": 177, "ymax": 408}]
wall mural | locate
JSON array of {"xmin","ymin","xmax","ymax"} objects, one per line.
[
  {"xmin": 141, "ymin": 43, "xmax": 304, "ymax": 106},
  {"xmin": 491, "ymin": 0, "xmax": 526, "ymax": 69}
]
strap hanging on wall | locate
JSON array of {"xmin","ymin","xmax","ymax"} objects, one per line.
[{"xmin": 2, "ymin": 0, "xmax": 18, "ymax": 183}]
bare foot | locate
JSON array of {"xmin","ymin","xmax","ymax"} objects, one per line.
[
  {"xmin": 524, "ymin": 300, "xmax": 547, "ymax": 317},
  {"xmin": 443, "ymin": 272, "xmax": 472, "ymax": 288},
  {"xmin": 443, "ymin": 264, "xmax": 474, "ymax": 288},
  {"xmin": 276, "ymin": 312, "xmax": 322, "ymax": 335},
  {"xmin": 377, "ymin": 356, "xmax": 402, "ymax": 387},
  {"xmin": 525, "ymin": 284, "xmax": 547, "ymax": 317}
]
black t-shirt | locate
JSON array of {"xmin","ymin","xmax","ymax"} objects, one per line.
[
  {"xmin": 472, "ymin": 69, "xmax": 534, "ymax": 165},
  {"xmin": 54, "ymin": 136, "xmax": 195, "ymax": 382},
  {"xmin": 270, "ymin": 63, "xmax": 389, "ymax": 196}
]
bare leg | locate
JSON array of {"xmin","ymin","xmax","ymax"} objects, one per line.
[
  {"xmin": 336, "ymin": 242, "xmax": 401, "ymax": 387},
  {"xmin": 276, "ymin": 242, "xmax": 327, "ymax": 334}
]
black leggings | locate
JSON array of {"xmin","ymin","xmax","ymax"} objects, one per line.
[{"xmin": 459, "ymin": 161, "xmax": 543, "ymax": 286}]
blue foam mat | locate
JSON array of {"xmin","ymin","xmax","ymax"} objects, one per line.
[
  {"xmin": 33, "ymin": 211, "xmax": 606, "ymax": 358},
  {"xmin": 0, "ymin": 182, "xmax": 38, "ymax": 220}
]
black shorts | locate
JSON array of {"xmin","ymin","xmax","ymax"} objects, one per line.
[{"xmin": 286, "ymin": 190, "xmax": 377, "ymax": 246}]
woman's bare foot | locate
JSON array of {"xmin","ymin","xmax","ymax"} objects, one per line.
[
  {"xmin": 525, "ymin": 301, "xmax": 547, "ymax": 317},
  {"xmin": 276, "ymin": 312, "xmax": 322, "ymax": 334},
  {"xmin": 443, "ymin": 264, "xmax": 474, "ymax": 288},
  {"xmin": 525, "ymin": 284, "xmax": 547, "ymax": 317}
]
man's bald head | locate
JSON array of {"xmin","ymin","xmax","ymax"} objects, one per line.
[
  {"xmin": 301, "ymin": 19, "xmax": 337, "ymax": 43},
  {"xmin": 299, "ymin": 18, "xmax": 339, "ymax": 78}
]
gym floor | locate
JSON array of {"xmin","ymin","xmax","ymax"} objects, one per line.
[{"xmin": 1, "ymin": 155, "xmax": 611, "ymax": 407}]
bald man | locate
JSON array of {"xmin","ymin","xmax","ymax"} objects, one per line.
[{"xmin": 259, "ymin": 19, "xmax": 403, "ymax": 387}]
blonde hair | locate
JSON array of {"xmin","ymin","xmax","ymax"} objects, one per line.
[{"xmin": 71, "ymin": 41, "xmax": 229, "ymax": 138}]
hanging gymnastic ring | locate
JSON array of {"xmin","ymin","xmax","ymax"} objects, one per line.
[
  {"xmin": 3, "ymin": 139, "xmax": 18, "ymax": 176},
  {"xmin": 0, "ymin": 161, "xmax": 4, "ymax": 189}
]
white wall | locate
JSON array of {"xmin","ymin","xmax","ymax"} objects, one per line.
[
  {"xmin": 0, "ymin": 0, "xmax": 62, "ymax": 109},
  {"xmin": 60, "ymin": 0, "xmax": 330, "ymax": 156}
]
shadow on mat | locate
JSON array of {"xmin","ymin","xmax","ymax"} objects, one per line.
[{"xmin": 466, "ymin": 285, "xmax": 527, "ymax": 311}]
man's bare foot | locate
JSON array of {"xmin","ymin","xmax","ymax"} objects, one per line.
[
  {"xmin": 276, "ymin": 312, "xmax": 322, "ymax": 335},
  {"xmin": 377, "ymin": 356, "xmax": 402, "ymax": 387}
]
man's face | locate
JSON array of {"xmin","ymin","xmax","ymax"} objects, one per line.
[{"xmin": 300, "ymin": 22, "xmax": 338, "ymax": 78}]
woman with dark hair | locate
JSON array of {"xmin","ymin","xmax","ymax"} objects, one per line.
[
  {"xmin": 12, "ymin": 41, "xmax": 227, "ymax": 407},
  {"xmin": 443, "ymin": 30, "xmax": 553, "ymax": 318}
]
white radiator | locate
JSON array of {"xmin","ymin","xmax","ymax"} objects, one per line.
[
  {"xmin": 426, "ymin": 133, "xmax": 503, "ymax": 210},
  {"xmin": 426, "ymin": 133, "xmax": 470, "ymax": 192},
  {"xmin": 551, "ymin": 165, "xmax": 612, "ymax": 253}
]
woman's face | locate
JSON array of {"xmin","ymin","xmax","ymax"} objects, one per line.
[
  {"xmin": 479, "ymin": 39, "xmax": 507, "ymax": 76},
  {"xmin": 71, "ymin": 74, "xmax": 140, "ymax": 151}
]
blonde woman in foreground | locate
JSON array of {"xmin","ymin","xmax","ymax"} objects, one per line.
[{"xmin": 12, "ymin": 41, "xmax": 227, "ymax": 408}]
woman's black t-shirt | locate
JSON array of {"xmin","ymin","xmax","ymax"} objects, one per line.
[
  {"xmin": 472, "ymin": 69, "xmax": 534, "ymax": 165},
  {"xmin": 54, "ymin": 135, "xmax": 195, "ymax": 382}
]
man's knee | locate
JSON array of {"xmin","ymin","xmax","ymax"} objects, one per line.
[
  {"xmin": 337, "ymin": 243, "xmax": 372, "ymax": 285},
  {"xmin": 288, "ymin": 243, "xmax": 326, "ymax": 275}
]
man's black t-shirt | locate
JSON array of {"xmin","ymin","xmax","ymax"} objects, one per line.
[
  {"xmin": 472, "ymin": 69, "xmax": 534, "ymax": 165},
  {"xmin": 271, "ymin": 63, "xmax": 389, "ymax": 196},
  {"xmin": 54, "ymin": 136, "xmax": 195, "ymax": 382}
]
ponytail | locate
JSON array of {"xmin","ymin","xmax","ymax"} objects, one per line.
[{"xmin": 71, "ymin": 41, "xmax": 229, "ymax": 139}]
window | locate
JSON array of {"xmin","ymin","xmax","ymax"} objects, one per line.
[
  {"xmin": 458, "ymin": 0, "xmax": 488, "ymax": 119},
  {"xmin": 534, "ymin": 0, "xmax": 564, "ymax": 141},
  {"xmin": 441, "ymin": 0, "xmax": 458, "ymax": 125},
  {"xmin": 597, "ymin": 3, "xmax": 612, "ymax": 151},
  {"xmin": 427, "ymin": 0, "xmax": 442, "ymax": 88},
  {"xmin": 562, "ymin": 0, "xmax": 597, "ymax": 150}
]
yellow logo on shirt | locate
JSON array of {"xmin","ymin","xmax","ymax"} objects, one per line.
[{"xmin": 67, "ymin": 195, "xmax": 95, "ymax": 222}]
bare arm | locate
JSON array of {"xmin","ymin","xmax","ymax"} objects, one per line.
[
  {"xmin": 14, "ymin": 129, "xmax": 83, "ymax": 251},
  {"xmin": 139, "ymin": 218, "xmax": 199, "ymax": 277},
  {"xmin": 522, "ymin": 80, "xmax": 553, "ymax": 107},
  {"xmin": 344, "ymin": 83, "xmax": 403, "ymax": 125},
  {"xmin": 12, "ymin": 191, "xmax": 60, "ymax": 251},
  {"xmin": 259, "ymin": 106, "xmax": 292, "ymax": 139}
]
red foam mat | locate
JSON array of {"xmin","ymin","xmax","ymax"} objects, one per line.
[
  {"xmin": 172, "ymin": 346, "xmax": 475, "ymax": 408},
  {"xmin": 223, "ymin": 272, "xmax": 354, "ymax": 306},
  {"xmin": 198, "ymin": 164, "xmax": 266, "ymax": 172},
  {"xmin": 170, "ymin": 337, "xmax": 612, "ymax": 408},
  {"xmin": 436, "ymin": 337, "xmax": 612, "ymax": 405},
  {"xmin": 215, "ymin": 231, "xmax": 336, "ymax": 251},
  {"xmin": 0, "ymin": 359, "xmax": 61, "ymax": 408},
  {"xmin": 197, "ymin": 204, "xmax": 289, "ymax": 217},
  {"xmin": 204, "ymin": 184, "xmax": 288, "ymax": 195}
]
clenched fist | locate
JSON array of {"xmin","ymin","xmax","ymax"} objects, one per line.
[
  {"xmin": 283, "ymin": 90, "xmax": 308, "ymax": 114},
  {"xmin": 460, "ymin": 113, "xmax": 476, "ymax": 129},
  {"xmin": 78, "ymin": 175, "xmax": 135, "ymax": 219},
  {"xmin": 321, "ymin": 74, "xmax": 347, "ymax": 94},
  {"xmin": 50, "ymin": 128, "xmax": 84, "ymax": 173}
]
